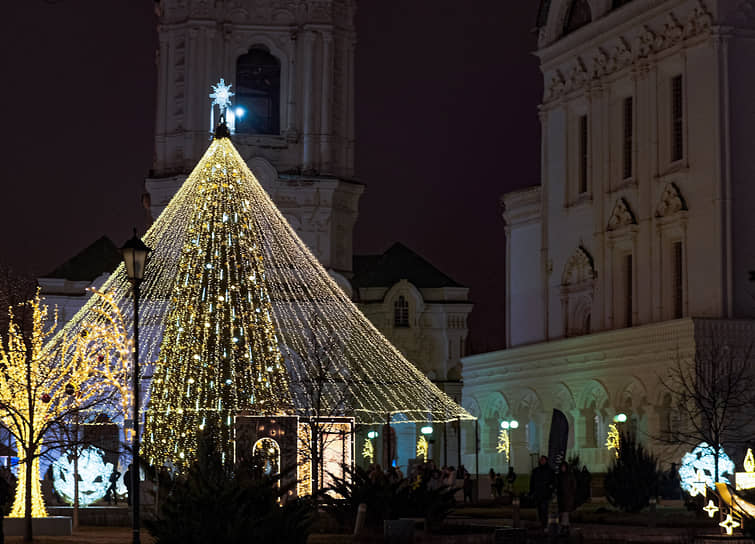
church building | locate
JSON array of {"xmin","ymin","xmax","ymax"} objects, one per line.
[{"xmin": 462, "ymin": 0, "xmax": 755, "ymax": 476}]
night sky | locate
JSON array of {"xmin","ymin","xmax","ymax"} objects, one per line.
[{"xmin": 0, "ymin": 1, "xmax": 541, "ymax": 353}]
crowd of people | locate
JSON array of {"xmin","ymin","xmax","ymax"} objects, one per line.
[{"xmin": 365, "ymin": 461, "xmax": 474, "ymax": 502}]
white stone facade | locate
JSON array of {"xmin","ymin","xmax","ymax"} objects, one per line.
[
  {"xmin": 146, "ymin": 0, "xmax": 362, "ymax": 275},
  {"xmin": 357, "ymin": 279, "xmax": 472, "ymax": 384},
  {"xmin": 463, "ymin": 0, "xmax": 755, "ymax": 475}
]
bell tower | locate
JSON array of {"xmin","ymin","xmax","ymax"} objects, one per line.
[{"xmin": 146, "ymin": 0, "xmax": 362, "ymax": 276}]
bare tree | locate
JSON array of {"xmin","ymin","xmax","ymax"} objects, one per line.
[
  {"xmin": 659, "ymin": 338, "xmax": 755, "ymax": 484},
  {"xmin": 289, "ymin": 316, "xmax": 354, "ymax": 497}
]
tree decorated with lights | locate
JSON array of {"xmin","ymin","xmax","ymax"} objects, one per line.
[
  {"xmin": 48, "ymin": 79, "xmax": 473, "ymax": 484},
  {"xmin": 0, "ymin": 292, "xmax": 116, "ymax": 541},
  {"xmin": 142, "ymin": 125, "xmax": 292, "ymax": 470}
]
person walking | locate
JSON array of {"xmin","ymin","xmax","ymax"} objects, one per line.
[
  {"xmin": 557, "ymin": 461, "xmax": 577, "ymax": 534},
  {"xmin": 105, "ymin": 467, "xmax": 121, "ymax": 505},
  {"xmin": 529, "ymin": 455, "xmax": 555, "ymax": 530}
]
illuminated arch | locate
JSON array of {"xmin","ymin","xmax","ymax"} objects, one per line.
[{"xmin": 253, "ymin": 437, "xmax": 281, "ymax": 476}]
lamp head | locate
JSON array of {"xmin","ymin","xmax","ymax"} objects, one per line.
[{"xmin": 120, "ymin": 229, "xmax": 152, "ymax": 283}]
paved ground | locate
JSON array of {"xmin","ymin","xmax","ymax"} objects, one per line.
[{"xmin": 4, "ymin": 527, "xmax": 153, "ymax": 544}]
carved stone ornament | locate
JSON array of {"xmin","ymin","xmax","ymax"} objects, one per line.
[
  {"xmin": 607, "ymin": 198, "xmax": 637, "ymax": 231},
  {"xmin": 736, "ymin": 0, "xmax": 755, "ymax": 24},
  {"xmin": 543, "ymin": 1, "xmax": 713, "ymax": 104},
  {"xmin": 562, "ymin": 246, "xmax": 596, "ymax": 286},
  {"xmin": 655, "ymin": 183, "xmax": 687, "ymax": 217}
]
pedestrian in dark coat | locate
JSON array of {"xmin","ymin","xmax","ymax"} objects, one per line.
[
  {"xmin": 529, "ymin": 455, "xmax": 555, "ymax": 529},
  {"xmin": 557, "ymin": 461, "xmax": 577, "ymax": 533}
]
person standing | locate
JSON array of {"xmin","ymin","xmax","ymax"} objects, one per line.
[
  {"xmin": 529, "ymin": 456, "xmax": 555, "ymax": 530},
  {"xmin": 123, "ymin": 464, "xmax": 133, "ymax": 507},
  {"xmin": 557, "ymin": 461, "xmax": 577, "ymax": 534},
  {"xmin": 505, "ymin": 466, "xmax": 517, "ymax": 495}
]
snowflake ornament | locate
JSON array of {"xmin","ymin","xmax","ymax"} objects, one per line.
[
  {"xmin": 209, "ymin": 78, "xmax": 234, "ymax": 113},
  {"xmin": 679, "ymin": 442, "xmax": 735, "ymax": 494}
]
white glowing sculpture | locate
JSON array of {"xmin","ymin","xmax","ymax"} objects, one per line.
[
  {"xmin": 679, "ymin": 443, "xmax": 735, "ymax": 495},
  {"xmin": 52, "ymin": 446, "xmax": 117, "ymax": 506},
  {"xmin": 209, "ymin": 78, "xmax": 235, "ymax": 132}
]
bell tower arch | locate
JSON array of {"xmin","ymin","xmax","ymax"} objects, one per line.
[{"xmin": 146, "ymin": 0, "xmax": 362, "ymax": 275}]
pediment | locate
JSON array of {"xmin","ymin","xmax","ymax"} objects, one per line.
[
  {"xmin": 607, "ymin": 198, "xmax": 636, "ymax": 231},
  {"xmin": 655, "ymin": 183, "xmax": 687, "ymax": 217}
]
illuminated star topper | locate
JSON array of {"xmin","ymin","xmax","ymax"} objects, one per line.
[{"xmin": 209, "ymin": 79, "xmax": 234, "ymax": 113}]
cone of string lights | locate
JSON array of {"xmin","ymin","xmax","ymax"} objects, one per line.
[{"xmin": 47, "ymin": 119, "xmax": 473, "ymax": 471}]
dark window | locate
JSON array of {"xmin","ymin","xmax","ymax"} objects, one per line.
[
  {"xmin": 671, "ymin": 75, "xmax": 684, "ymax": 162},
  {"xmin": 235, "ymin": 47, "xmax": 281, "ymax": 135},
  {"xmin": 625, "ymin": 254, "xmax": 633, "ymax": 327},
  {"xmin": 394, "ymin": 296, "xmax": 409, "ymax": 327},
  {"xmin": 623, "ymin": 97, "xmax": 633, "ymax": 180},
  {"xmin": 579, "ymin": 115, "xmax": 588, "ymax": 194},
  {"xmin": 563, "ymin": 0, "xmax": 592, "ymax": 35},
  {"xmin": 673, "ymin": 241, "xmax": 683, "ymax": 318}
]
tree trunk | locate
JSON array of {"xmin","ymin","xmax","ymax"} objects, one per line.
[
  {"xmin": 24, "ymin": 450, "xmax": 33, "ymax": 542},
  {"xmin": 73, "ymin": 450, "xmax": 79, "ymax": 529}
]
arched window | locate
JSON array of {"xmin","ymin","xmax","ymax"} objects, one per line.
[
  {"xmin": 394, "ymin": 296, "xmax": 409, "ymax": 327},
  {"xmin": 563, "ymin": 0, "xmax": 592, "ymax": 35},
  {"xmin": 235, "ymin": 47, "xmax": 281, "ymax": 135}
]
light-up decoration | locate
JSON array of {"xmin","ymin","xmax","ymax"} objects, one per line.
[
  {"xmin": 719, "ymin": 513, "xmax": 740, "ymax": 535},
  {"xmin": 613, "ymin": 413, "xmax": 627, "ymax": 423},
  {"xmin": 296, "ymin": 419, "xmax": 353, "ymax": 497},
  {"xmin": 420, "ymin": 426, "xmax": 433, "ymax": 435},
  {"xmin": 52, "ymin": 446, "xmax": 114, "ymax": 506},
  {"xmin": 497, "ymin": 429, "xmax": 510, "ymax": 461},
  {"xmin": 703, "ymin": 500, "xmax": 719, "ymax": 518},
  {"xmin": 605, "ymin": 423, "xmax": 620, "ymax": 458},
  {"xmin": 416, "ymin": 435, "xmax": 428, "ymax": 461},
  {"xmin": 253, "ymin": 438, "xmax": 280, "ymax": 476},
  {"xmin": 367, "ymin": 431, "xmax": 379, "ymax": 439},
  {"xmin": 209, "ymin": 78, "xmax": 235, "ymax": 131},
  {"xmin": 0, "ymin": 293, "xmax": 115, "ymax": 518},
  {"xmin": 736, "ymin": 448, "xmax": 755, "ymax": 490},
  {"xmin": 680, "ymin": 443, "xmax": 735, "ymax": 495},
  {"xmin": 362, "ymin": 438, "xmax": 374, "ymax": 464},
  {"xmin": 690, "ymin": 470, "xmax": 708, "ymax": 498},
  {"xmin": 40, "ymin": 112, "xmax": 473, "ymax": 473},
  {"xmin": 297, "ymin": 424, "xmax": 312, "ymax": 497}
]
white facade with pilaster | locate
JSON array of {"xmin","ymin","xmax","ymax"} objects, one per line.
[{"xmin": 463, "ymin": 0, "xmax": 755, "ymax": 476}]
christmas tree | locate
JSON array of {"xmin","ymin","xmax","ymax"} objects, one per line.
[
  {"xmin": 142, "ymin": 128, "xmax": 291, "ymax": 469},
  {"xmin": 50, "ymin": 80, "xmax": 473, "ymax": 474}
]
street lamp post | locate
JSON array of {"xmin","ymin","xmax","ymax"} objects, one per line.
[{"xmin": 121, "ymin": 230, "xmax": 151, "ymax": 544}]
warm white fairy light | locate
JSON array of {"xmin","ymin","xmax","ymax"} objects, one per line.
[
  {"xmin": 605, "ymin": 423, "xmax": 620, "ymax": 458},
  {"xmin": 497, "ymin": 428, "xmax": 510, "ymax": 461},
  {"xmin": 362, "ymin": 438, "xmax": 374, "ymax": 464},
  {"xmin": 42, "ymin": 132, "xmax": 472, "ymax": 471},
  {"xmin": 0, "ymin": 293, "xmax": 114, "ymax": 518},
  {"xmin": 416, "ymin": 435, "xmax": 428, "ymax": 461}
]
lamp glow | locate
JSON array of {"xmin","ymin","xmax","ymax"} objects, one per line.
[
  {"xmin": 235, "ymin": 107, "xmax": 245, "ymax": 118},
  {"xmin": 509, "ymin": 420, "xmax": 519, "ymax": 429},
  {"xmin": 614, "ymin": 413, "xmax": 627, "ymax": 423},
  {"xmin": 420, "ymin": 425, "xmax": 433, "ymax": 435},
  {"xmin": 367, "ymin": 431, "xmax": 379, "ymax": 439},
  {"xmin": 500, "ymin": 421, "xmax": 509, "ymax": 430}
]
